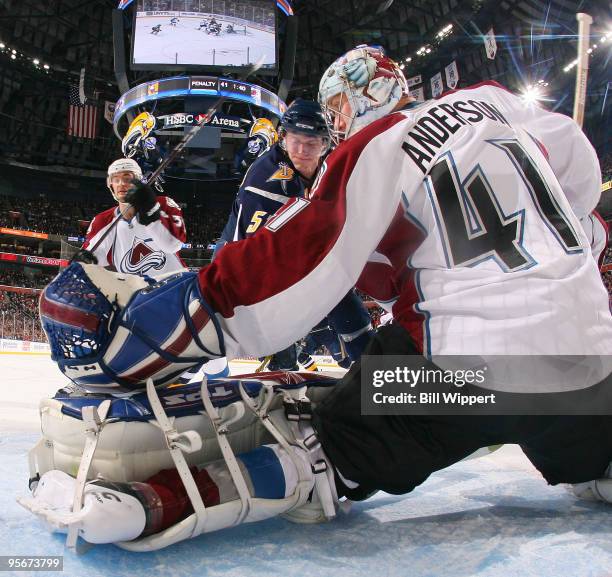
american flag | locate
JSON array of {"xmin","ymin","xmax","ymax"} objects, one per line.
[{"xmin": 67, "ymin": 84, "xmax": 98, "ymax": 139}]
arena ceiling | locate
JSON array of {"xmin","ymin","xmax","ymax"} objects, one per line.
[{"xmin": 0, "ymin": 0, "xmax": 608, "ymax": 171}]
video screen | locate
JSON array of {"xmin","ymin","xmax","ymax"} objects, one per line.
[{"xmin": 132, "ymin": 0, "xmax": 276, "ymax": 71}]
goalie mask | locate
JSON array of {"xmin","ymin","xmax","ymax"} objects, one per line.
[
  {"xmin": 318, "ymin": 44, "xmax": 409, "ymax": 144},
  {"xmin": 39, "ymin": 263, "xmax": 223, "ymax": 394}
]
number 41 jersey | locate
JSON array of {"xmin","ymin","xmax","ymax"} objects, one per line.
[
  {"xmin": 198, "ymin": 82, "xmax": 611, "ymax": 371},
  {"xmin": 356, "ymin": 81, "xmax": 610, "ymax": 357}
]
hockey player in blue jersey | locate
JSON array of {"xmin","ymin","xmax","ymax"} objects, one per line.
[{"xmin": 216, "ymin": 100, "xmax": 372, "ymax": 370}]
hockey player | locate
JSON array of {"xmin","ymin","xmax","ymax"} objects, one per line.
[
  {"xmin": 150, "ymin": 24, "xmax": 161, "ymax": 35},
  {"xmin": 215, "ymin": 100, "xmax": 329, "ymax": 253},
  {"xmin": 207, "ymin": 18, "xmax": 221, "ymax": 35},
  {"xmin": 216, "ymin": 100, "xmax": 371, "ymax": 370},
  {"xmin": 197, "ymin": 18, "xmax": 208, "ymax": 30},
  {"xmin": 226, "ymin": 23, "xmax": 235, "ymax": 34},
  {"xmin": 27, "ymin": 45, "xmax": 612, "ymax": 546},
  {"xmin": 85, "ymin": 157, "xmax": 229, "ymax": 381},
  {"xmin": 169, "ymin": 17, "xmax": 179, "ymax": 26},
  {"xmin": 83, "ymin": 158, "xmax": 186, "ymax": 277}
]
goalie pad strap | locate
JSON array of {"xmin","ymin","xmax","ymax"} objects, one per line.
[
  {"xmin": 146, "ymin": 379, "xmax": 208, "ymax": 537},
  {"xmin": 66, "ymin": 400, "xmax": 111, "ymax": 550},
  {"xmin": 200, "ymin": 379, "xmax": 253, "ymax": 526}
]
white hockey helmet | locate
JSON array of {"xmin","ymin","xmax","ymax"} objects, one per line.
[
  {"xmin": 107, "ymin": 157, "xmax": 143, "ymax": 201},
  {"xmin": 318, "ymin": 44, "xmax": 409, "ymax": 144}
]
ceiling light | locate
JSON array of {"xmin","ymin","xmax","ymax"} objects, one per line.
[
  {"xmin": 521, "ymin": 85, "xmax": 543, "ymax": 104},
  {"xmin": 43, "ymin": 64, "xmax": 50, "ymax": 70},
  {"xmin": 33, "ymin": 58, "xmax": 39, "ymax": 65}
]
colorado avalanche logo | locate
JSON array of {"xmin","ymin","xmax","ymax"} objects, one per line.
[{"xmin": 120, "ymin": 237, "xmax": 166, "ymax": 275}]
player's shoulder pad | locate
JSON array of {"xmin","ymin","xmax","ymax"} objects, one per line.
[{"xmin": 86, "ymin": 206, "xmax": 117, "ymax": 237}]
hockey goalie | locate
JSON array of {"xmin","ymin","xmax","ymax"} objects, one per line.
[{"xmin": 19, "ymin": 43, "xmax": 612, "ymax": 552}]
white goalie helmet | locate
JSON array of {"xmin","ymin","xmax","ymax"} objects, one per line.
[
  {"xmin": 106, "ymin": 157, "xmax": 143, "ymax": 201},
  {"xmin": 318, "ymin": 44, "xmax": 409, "ymax": 144}
]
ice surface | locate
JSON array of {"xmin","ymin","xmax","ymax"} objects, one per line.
[{"xmin": 1, "ymin": 355, "xmax": 611, "ymax": 576}]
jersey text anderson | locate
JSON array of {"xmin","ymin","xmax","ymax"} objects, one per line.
[{"xmin": 403, "ymin": 98, "xmax": 509, "ymax": 173}]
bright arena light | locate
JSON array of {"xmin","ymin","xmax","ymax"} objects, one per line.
[
  {"xmin": 521, "ymin": 85, "xmax": 543, "ymax": 104},
  {"xmin": 33, "ymin": 58, "xmax": 39, "ymax": 65}
]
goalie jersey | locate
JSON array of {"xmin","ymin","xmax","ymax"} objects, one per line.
[
  {"xmin": 199, "ymin": 82, "xmax": 612, "ymax": 367},
  {"xmin": 83, "ymin": 196, "xmax": 186, "ymax": 277}
]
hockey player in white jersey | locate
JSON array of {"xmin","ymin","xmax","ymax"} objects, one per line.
[
  {"xmin": 22, "ymin": 45, "xmax": 612, "ymax": 548},
  {"xmin": 83, "ymin": 158, "xmax": 186, "ymax": 277},
  {"xmin": 84, "ymin": 157, "xmax": 229, "ymax": 380}
]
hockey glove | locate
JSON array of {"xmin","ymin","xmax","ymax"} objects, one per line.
[{"xmin": 125, "ymin": 180, "xmax": 161, "ymax": 225}]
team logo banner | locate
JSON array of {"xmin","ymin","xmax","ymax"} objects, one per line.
[
  {"xmin": 407, "ymin": 75, "xmax": 422, "ymax": 88},
  {"xmin": 484, "ymin": 28, "xmax": 497, "ymax": 59},
  {"xmin": 104, "ymin": 101, "xmax": 116, "ymax": 124},
  {"xmin": 445, "ymin": 61, "xmax": 459, "ymax": 90},
  {"xmin": 430, "ymin": 72, "xmax": 443, "ymax": 98},
  {"xmin": 411, "ymin": 86, "xmax": 425, "ymax": 102}
]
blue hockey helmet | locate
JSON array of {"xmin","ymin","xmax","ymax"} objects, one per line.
[{"xmin": 280, "ymin": 99, "xmax": 330, "ymax": 139}]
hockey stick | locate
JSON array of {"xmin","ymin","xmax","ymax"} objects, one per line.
[
  {"xmin": 73, "ymin": 57, "xmax": 266, "ymax": 264},
  {"xmin": 254, "ymin": 355, "xmax": 273, "ymax": 373},
  {"xmin": 572, "ymin": 13, "xmax": 592, "ymax": 128}
]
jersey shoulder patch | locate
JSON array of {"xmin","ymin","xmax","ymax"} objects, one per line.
[{"xmin": 267, "ymin": 162, "xmax": 294, "ymax": 182}]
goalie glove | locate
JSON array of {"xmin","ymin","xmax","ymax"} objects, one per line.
[{"xmin": 125, "ymin": 180, "xmax": 161, "ymax": 225}]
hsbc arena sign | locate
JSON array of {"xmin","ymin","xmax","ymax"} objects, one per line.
[
  {"xmin": 112, "ymin": 75, "xmax": 287, "ymax": 140},
  {"xmin": 158, "ymin": 112, "xmax": 244, "ymax": 132}
]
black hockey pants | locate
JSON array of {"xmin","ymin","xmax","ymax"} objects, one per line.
[{"xmin": 313, "ymin": 323, "xmax": 612, "ymax": 499}]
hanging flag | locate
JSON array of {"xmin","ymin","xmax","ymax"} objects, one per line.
[
  {"xmin": 445, "ymin": 61, "xmax": 459, "ymax": 89},
  {"xmin": 104, "ymin": 101, "xmax": 116, "ymax": 124},
  {"xmin": 78, "ymin": 67, "xmax": 87, "ymax": 104},
  {"xmin": 484, "ymin": 28, "xmax": 497, "ymax": 59},
  {"xmin": 407, "ymin": 74, "xmax": 422, "ymax": 88},
  {"xmin": 430, "ymin": 72, "xmax": 443, "ymax": 98},
  {"xmin": 411, "ymin": 86, "xmax": 425, "ymax": 102},
  {"xmin": 67, "ymin": 84, "xmax": 98, "ymax": 139}
]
